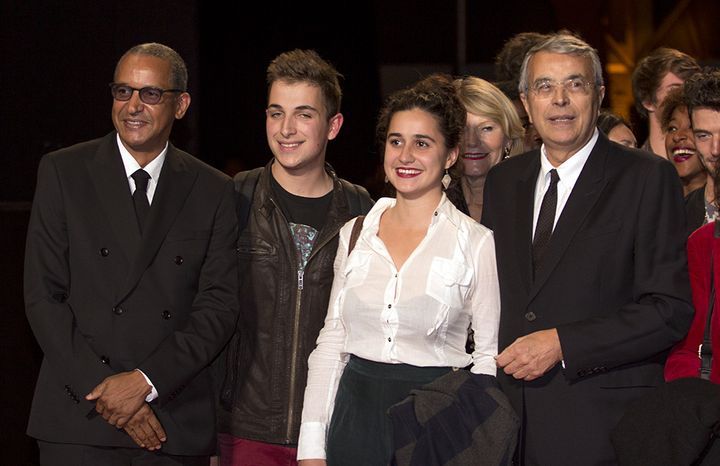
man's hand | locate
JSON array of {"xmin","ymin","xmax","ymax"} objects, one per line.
[
  {"xmin": 123, "ymin": 403, "xmax": 166, "ymax": 450},
  {"xmin": 496, "ymin": 328, "xmax": 563, "ymax": 381},
  {"xmin": 85, "ymin": 370, "xmax": 151, "ymax": 428}
]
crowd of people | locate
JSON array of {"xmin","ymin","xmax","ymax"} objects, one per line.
[{"xmin": 22, "ymin": 29, "xmax": 720, "ymax": 466}]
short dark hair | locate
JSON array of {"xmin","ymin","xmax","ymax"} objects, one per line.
[
  {"xmin": 659, "ymin": 88, "xmax": 688, "ymax": 131},
  {"xmin": 597, "ymin": 110, "xmax": 633, "ymax": 136},
  {"xmin": 266, "ymin": 49, "xmax": 342, "ymax": 118},
  {"xmin": 495, "ymin": 32, "xmax": 550, "ymax": 83},
  {"xmin": 494, "ymin": 79, "xmax": 520, "ymax": 102},
  {"xmin": 376, "ymin": 74, "xmax": 466, "ymax": 152},
  {"xmin": 684, "ymin": 68, "xmax": 720, "ymax": 116},
  {"xmin": 631, "ymin": 48, "xmax": 700, "ymax": 119},
  {"xmin": 117, "ymin": 42, "xmax": 188, "ymax": 91}
]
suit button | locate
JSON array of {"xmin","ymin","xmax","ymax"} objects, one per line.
[
  {"xmin": 161, "ymin": 310, "xmax": 172, "ymax": 320},
  {"xmin": 99, "ymin": 248, "xmax": 109, "ymax": 257},
  {"xmin": 174, "ymin": 256, "xmax": 184, "ymax": 265},
  {"xmin": 524, "ymin": 312, "xmax": 536, "ymax": 322},
  {"xmin": 113, "ymin": 306, "xmax": 124, "ymax": 315},
  {"xmin": 100, "ymin": 355, "xmax": 110, "ymax": 365}
]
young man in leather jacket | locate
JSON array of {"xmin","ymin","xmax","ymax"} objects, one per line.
[{"xmin": 217, "ymin": 49, "xmax": 373, "ymax": 466}]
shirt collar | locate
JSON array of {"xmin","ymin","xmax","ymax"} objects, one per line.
[
  {"xmin": 365, "ymin": 193, "xmax": 462, "ymax": 231},
  {"xmin": 116, "ymin": 133, "xmax": 167, "ymax": 182},
  {"xmin": 539, "ymin": 128, "xmax": 598, "ymax": 186}
]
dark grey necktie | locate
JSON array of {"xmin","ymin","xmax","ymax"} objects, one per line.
[
  {"xmin": 131, "ymin": 169, "xmax": 151, "ymax": 233},
  {"xmin": 532, "ymin": 169, "xmax": 559, "ymax": 275}
]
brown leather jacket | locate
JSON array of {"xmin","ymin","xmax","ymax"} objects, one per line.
[{"xmin": 218, "ymin": 161, "xmax": 372, "ymax": 445}]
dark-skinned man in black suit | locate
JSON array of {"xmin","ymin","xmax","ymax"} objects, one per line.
[{"xmin": 24, "ymin": 42, "xmax": 238, "ymax": 466}]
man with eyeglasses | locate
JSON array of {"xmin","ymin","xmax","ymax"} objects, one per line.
[
  {"xmin": 24, "ymin": 42, "xmax": 239, "ymax": 466},
  {"xmin": 482, "ymin": 33, "xmax": 692, "ymax": 465}
]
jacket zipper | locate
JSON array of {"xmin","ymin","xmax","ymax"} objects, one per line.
[
  {"xmin": 285, "ymin": 270, "xmax": 304, "ymax": 441},
  {"xmin": 284, "ymin": 227, "xmax": 339, "ymax": 441}
]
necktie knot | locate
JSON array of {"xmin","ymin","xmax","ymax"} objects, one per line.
[
  {"xmin": 549, "ymin": 168, "xmax": 559, "ymax": 186},
  {"xmin": 132, "ymin": 169, "xmax": 151, "ymax": 194}
]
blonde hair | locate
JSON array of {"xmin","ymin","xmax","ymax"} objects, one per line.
[{"xmin": 453, "ymin": 76, "xmax": 525, "ymax": 157}]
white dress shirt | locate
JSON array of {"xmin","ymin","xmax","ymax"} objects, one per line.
[
  {"xmin": 532, "ymin": 129, "xmax": 599, "ymax": 235},
  {"xmin": 297, "ymin": 194, "xmax": 500, "ymax": 460},
  {"xmin": 116, "ymin": 134, "xmax": 168, "ymax": 401}
]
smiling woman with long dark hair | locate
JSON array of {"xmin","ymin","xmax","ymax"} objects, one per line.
[{"xmin": 296, "ymin": 75, "xmax": 501, "ymax": 466}]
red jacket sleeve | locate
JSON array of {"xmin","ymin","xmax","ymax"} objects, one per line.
[{"xmin": 665, "ymin": 222, "xmax": 720, "ymax": 383}]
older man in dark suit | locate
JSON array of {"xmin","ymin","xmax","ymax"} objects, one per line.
[
  {"xmin": 482, "ymin": 33, "xmax": 693, "ymax": 465},
  {"xmin": 24, "ymin": 43, "xmax": 238, "ymax": 465}
]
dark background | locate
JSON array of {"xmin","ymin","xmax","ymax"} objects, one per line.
[{"xmin": 3, "ymin": 1, "xmax": 719, "ymax": 464}]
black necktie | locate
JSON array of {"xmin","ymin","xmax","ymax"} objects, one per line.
[
  {"xmin": 532, "ymin": 169, "xmax": 559, "ymax": 274},
  {"xmin": 131, "ymin": 169, "xmax": 151, "ymax": 233}
]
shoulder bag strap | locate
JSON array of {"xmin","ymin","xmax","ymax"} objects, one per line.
[{"xmin": 347, "ymin": 215, "xmax": 365, "ymax": 256}]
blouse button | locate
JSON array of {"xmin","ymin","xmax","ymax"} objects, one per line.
[
  {"xmin": 388, "ymin": 304, "xmax": 392, "ymax": 309},
  {"xmin": 434, "ymin": 211, "xmax": 438, "ymax": 216},
  {"xmin": 387, "ymin": 337, "xmax": 392, "ymax": 342}
]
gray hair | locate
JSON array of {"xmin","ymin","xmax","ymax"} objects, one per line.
[
  {"xmin": 116, "ymin": 42, "xmax": 188, "ymax": 91},
  {"xmin": 518, "ymin": 33, "xmax": 603, "ymax": 95}
]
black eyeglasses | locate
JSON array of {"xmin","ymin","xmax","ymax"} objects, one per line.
[{"xmin": 109, "ymin": 83, "xmax": 183, "ymax": 105}]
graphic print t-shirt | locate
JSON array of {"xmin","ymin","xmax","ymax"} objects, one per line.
[{"xmin": 270, "ymin": 174, "xmax": 333, "ymax": 271}]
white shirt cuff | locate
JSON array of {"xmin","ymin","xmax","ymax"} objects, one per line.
[
  {"xmin": 296, "ymin": 421, "xmax": 327, "ymax": 460},
  {"xmin": 135, "ymin": 369, "xmax": 159, "ymax": 402}
]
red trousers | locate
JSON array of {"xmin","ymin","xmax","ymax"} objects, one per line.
[{"xmin": 218, "ymin": 434, "xmax": 298, "ymax": 466}]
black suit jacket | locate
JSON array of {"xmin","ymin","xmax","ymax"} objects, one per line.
[
  {"xmin": 24, "ymin": 132, "xmax": 239, "ymax": 455},
  {"xmin": 482, "ymin": 133, "xmax": 693, "ymax": 465}
]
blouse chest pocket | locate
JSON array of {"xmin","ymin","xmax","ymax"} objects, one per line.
[
  {"xmin": 426, "ymin": 257, "xmax": 472, "ymax": 309},
  {"xmin": 342, "ymin": 250, "xmax": 372, "ymax": 289}
]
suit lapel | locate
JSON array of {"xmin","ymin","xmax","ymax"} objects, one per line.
[
  {"xmin": 528, "ymin": 135, "xmax": 610, "ymax": 302},
  {"xmin": 117, "ymin": 145, "xmax": 198, "ymax": 303},
  {"xmin": 515, "ymin": 154, "xmax": 540, "ymax": 294},
  {"xmin": 87, "ymin": 133, "xmax": 141, "ymax": 263}
]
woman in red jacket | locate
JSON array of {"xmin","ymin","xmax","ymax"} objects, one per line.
[{"xmin": 665, "ymin": 170, "xmax": 720, "ymax": 383}]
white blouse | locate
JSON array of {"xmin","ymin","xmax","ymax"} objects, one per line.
[{"xmin": 296, "ymin": 194, "xmax": 501, "ymax": 460}]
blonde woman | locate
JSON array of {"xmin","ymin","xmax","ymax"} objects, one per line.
[{"xmin": 446, "ymin": 77, "xmax": 525, "ymax": 222}]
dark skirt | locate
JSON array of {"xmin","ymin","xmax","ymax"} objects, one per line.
[{"xmin": 326, "ymin": 356, "xmax": 451, "ymax": 466}]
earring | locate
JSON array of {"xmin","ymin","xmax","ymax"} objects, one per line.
[
  {"xmin": 384, "ymin": 174, "xmax": 389, "ymax": 183},
  {"xmin": 503, "ymin": 145, "xmax": 511, "ymax": 158},
  {"xmin": 442, "ymin": 168, "xmax": 451, "ymax": 189}
]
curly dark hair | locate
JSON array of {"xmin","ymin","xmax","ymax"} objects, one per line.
[
  {"xmin": 631, "ymin": 48, "xmax": 700, "ymax": 119},
  {"xmin": 684, "ymin": 68, "xmax": 720, "ymax": 116},
  {"xmin": 659, "ymin": 88, "xmax": 688, "ymax": 131},
  {"xmin": 266, "ymin": 49, "xmax": 343, "ymax": 118},
  {"xmin": 376, "ymin": 74, "xmax": 466, "ymax": 152}
]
